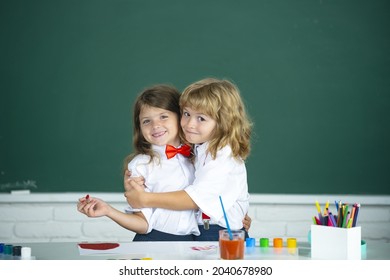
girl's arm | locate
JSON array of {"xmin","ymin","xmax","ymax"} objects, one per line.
[
  {"xmin": 77, "ymin": 196, "xmax": 148, "ymax": 233},
  {"xmin": 124, "ymin": 185, "xmax": 252, "ymax": 230},
  {"xmin": 106, "ymin": 208, "xmax": 148, "ymax": 234},
  {"xmin": 124, "ymin": 181, "xmax": 198, "ymax": 210}
]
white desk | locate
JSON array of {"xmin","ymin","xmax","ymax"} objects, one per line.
[{"xmin": 7, "ymin": 241, "xmax": 390, "ymax": 260}]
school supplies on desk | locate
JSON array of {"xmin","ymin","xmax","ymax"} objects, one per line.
[
  {"xmin": 0, "ymin": 242, "xmax": 35, "ymax": 260},
  {"xmin": 311, "ymin": 225, "xmax": 361, "ymax": 259},
  {"xmin": 312, "ymin": 200, "xmax": 360, "ymax": 228},
  {"xmin": 310, "ymin": 200, "xmax": 362, "ymax": 259}
]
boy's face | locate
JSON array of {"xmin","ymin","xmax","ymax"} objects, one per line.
[
  {"xmin": 139, "ymin": 105, "xmax": 180, "ymax": 147},
  {"xmin": 180, "ymin": 106, "xmax": 217, "ymax": 144}
]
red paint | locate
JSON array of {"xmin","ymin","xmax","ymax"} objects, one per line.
[
  {"xmin": 85, "ymin": 194, "xmax": 90, "ymax": 200},
  {"xmin": 219, "ymin": 239, "xmax": 244, "ymax": 260},
  {"xmin": 78, "ymin": 243, "xmax": 119, "ymax": 250}
]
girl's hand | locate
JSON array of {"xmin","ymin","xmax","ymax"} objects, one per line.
[
  {"xmin": 243, "ymin": 213, "xmax": 252, "ymax": 231},
  {"xmin": 77, "ymin": 196, "xmax": 111, "ymax": 217}
]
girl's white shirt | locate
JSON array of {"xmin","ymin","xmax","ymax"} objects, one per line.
[
  {"xmin": 184, "ymin": 142, "xmax": 250, "ymax": 230},
  {"xmin": 126, "ymin": 145, "xmax": 200, "ymax": 236}
]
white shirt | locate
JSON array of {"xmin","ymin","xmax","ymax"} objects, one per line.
[
  {"xmin": 126, "ymin": 145, "xmax": 200, "ymax": 236},
  {"xmin": 184, "ymin": 142, "xmax": 250, "ymax": 230}
]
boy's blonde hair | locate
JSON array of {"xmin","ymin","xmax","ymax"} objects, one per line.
[{"xmin": 180, "ymin": 78, "xmax": 252, "ymax": 160}]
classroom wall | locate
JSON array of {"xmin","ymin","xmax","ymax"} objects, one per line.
[
  {"xmin": 2, "ymin": 0, "xmax": 390, "ymax": 195},
  {"xmin": 1, "ymin": 194, "xmax": 389, "ymax": 244}
]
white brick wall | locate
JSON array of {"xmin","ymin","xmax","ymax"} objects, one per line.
[{"xmin": 1, "ymin": 193, "xmax": 389, "ymax": 244}]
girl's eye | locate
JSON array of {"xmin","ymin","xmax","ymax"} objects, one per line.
[
  {"xmin": 161, "ymin": 115, "xmax": 168, "ymax": 120},
  {"xmin": 142, "ymin": 119, "xmax": 150, "ymax": 125},
  {"xmin": 183, "ymin": 111, "xmax": 190, "ymax": 117},
  {"xmin": 197, "ymin": 116, "xmax": 206, "ymax": 122}
]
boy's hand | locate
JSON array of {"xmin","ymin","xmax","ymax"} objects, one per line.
[
  {"xmin": 124, "ymin": 181, "xmax": 146, "ymax": 209},
  {"xmin": 124, "ymin": 170, "xmax": 145, "ymax": 192},
  {"xmin": 243, "ymin": 213, "xmax": 252, "ymax": 231}
]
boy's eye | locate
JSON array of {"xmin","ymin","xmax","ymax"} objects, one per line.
[
  {"xmin": 197, "ymin": 116, "xmax": 205, "ymax": 122},
  {"xmin": 161, "ymin": 115, "xmax": 168, "ymax": 120},
  {"xmin": 183, "ymin": 111, "xmax": 190, "ymax": 117}
]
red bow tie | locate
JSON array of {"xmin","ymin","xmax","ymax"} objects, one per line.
[{"xmin": 165, "ymin": 144, "xmax": 191, "ymax": 159}]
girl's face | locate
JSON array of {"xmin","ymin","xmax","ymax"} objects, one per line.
[
  {"xmin": 180, "ymin": 106, "xmax": 217, "ymax": 144},
  {"xmin": 139, "ymin": 105, "xmax": 180, "ymax": 147}
]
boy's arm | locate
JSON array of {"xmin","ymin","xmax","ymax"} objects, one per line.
[{"xmin": 125, "ymin": 182, "xmax": 198, "ymax": 210}]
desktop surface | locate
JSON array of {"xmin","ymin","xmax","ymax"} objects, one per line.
[{"xmin": 4, "ymin": 241, "xmax": 389, "ymax": 260}]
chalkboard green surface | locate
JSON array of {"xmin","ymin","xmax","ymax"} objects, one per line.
[{"xmin": 1, "ymin": 0, "xmax": 389, "ymax": 194}]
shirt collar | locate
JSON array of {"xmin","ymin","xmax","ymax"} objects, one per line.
[
  {"xmin": 151, "ymin": 145, "xmax": 167, "ymax": 158},
  {"xmin": 194, "ymin": 142, "xmax": 209, "ymax": 156}
]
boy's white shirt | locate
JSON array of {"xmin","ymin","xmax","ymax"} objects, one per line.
[
  {"xmin": 184, "ymin": 142, "xmax": 250, "ymax": 230},
  {"xmin": 126, "ymin": 145, "xmax": 200, "ymax": 236}
]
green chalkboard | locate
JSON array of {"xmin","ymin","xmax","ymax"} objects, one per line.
[{"xmin": 1, "ymin": 0, "xmax": 389, "ymax": 194}]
